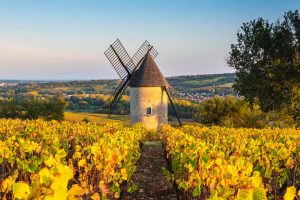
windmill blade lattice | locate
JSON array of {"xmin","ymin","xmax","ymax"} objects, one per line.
[
  {"xmin": 132, "ymin": 40, "xmax": 158, "ymax": 67},
  {"xmin": 104, "ymin": 39, "xmax": 135, "ymax": 79}
]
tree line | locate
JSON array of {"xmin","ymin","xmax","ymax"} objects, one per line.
[{"xmin": 0, "ymin": 97, "xmax": 67, "ymax": 120}]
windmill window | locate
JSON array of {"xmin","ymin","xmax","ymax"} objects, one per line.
[{"xmin": 146, "ymin": 107, "xmax": 152, "ymax": 115}]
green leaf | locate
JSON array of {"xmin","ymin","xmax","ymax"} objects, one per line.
[
  {"xmin": 192, "ymin": 184, "xmax": 201, "ymax": 197},
  {"xmin": 236, "ymin": 189, "xmax": 252, "ymax": 200},
  {"xmin": 110, "ymin": 183, "xmax": 121, "ymax": 193},
  {"xmin": 178, "ymin": 181, "xmax": 189, "ymax": 191},
  {"xmin": 253, "ymin": 187, "xmax": 267, "ymax": 200},
  {"xmin": 127, "ymin": 183, "xmax": 138, "ymax": 193},
  {"xmin": 201, "ymin": 155, "xmax": 209, "ymax": 164}
]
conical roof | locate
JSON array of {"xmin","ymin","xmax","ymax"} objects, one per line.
[{"xmin": 128, "ymin": 53, "xmax": 169, "ymax": 87}]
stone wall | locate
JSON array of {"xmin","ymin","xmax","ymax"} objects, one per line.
[{"xmin": 130, "ymin": 87, "xmax": 168, "ymax": 130}]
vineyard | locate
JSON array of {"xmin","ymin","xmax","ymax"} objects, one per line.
[
  {"xmin": 0, "ymin": 119, "xmax": 300, "ymax": 199},
  {"xmin": 161, "ymin": 125, "xmax": 300, "ymax": 199},
  {"xmin": 0, "ymin": 119, "xmax": 147, "ymax": 199}
]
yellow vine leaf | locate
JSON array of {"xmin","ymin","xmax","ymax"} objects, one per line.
[
  {"xmin": 39, "ymin": 168, "xmax": 53, "ymax": 185},
  {"xmin": 78, "ymin": 159, "xmax": 86, "ymax": 167},
  {"xmin": 91, "ymin": 192, "xmax": 101, "ymax": 200},
  {"xmin": 44, "ymin": 155, "xmax": 56, "ymax": 167},
  {"xmin": 284, "ymin": 186, "xmax": 296, "ymax": 200},
  {"xmin": 1, "ymin": 176, "xmax": 14, "ymax": 192},
  {"xmin": 67, "ymin": 184, "xmax": 85, "ymax": 199},
  {"xmin": 91, "ymin": 145, "xmax": 98, "ymax": 155},
  {"xmin": 114, "ymin": 192, "xmax": 120, "ymax": 198},
  {"xmin": 13, "ymin": 182, "xmax": 31, "ymax": 200},
  {"xmin": 45, "ymin": 165, "xmax": 73, "ymax": 200},
  {"xmin": 55, "ymin": 165, "xmax": 73, "ymax": 180},
  {"xmin": 55, "ymin": 149, "xmax": 67, "ymax": 160},
  {"xmin": 46, "ymin": 178, "xmax": 67, "ymax": 200},
  {"xmin": 285, "ymin": 158, "xmax": 294, "ymax": 169},
  {"xmin": 252, "ymin": 171, "xmax": 263, "ymax": 188},
  {"xmin": 121, "ymin": 168, "xmax": 128, "ymax": 180},
  {"xmin": 227, "ymin": 164, "xmax": 238, "ymax": 177}
]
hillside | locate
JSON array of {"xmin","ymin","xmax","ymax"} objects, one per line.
[
  {"xmin": 167, "ymin": 73, "xmax": 235, "ymax": 95},
  {"xmin": 0, "ymin": 73, "xmax": 236, "ymax": 99},
  {"xmin": 168, "ymin": 73, "xmax": 235, "ymax": 90}
]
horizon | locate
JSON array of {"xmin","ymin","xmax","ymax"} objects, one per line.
[
  {"xmin": 0, "ymin": 72, "xmax": 235, "ymax": 81},
  {"xmin": 0, "ymin": 1, "xmax": 299, "ymax": 80}
]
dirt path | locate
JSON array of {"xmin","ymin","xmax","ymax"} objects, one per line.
[{"xmin": 122, "ymin": 142, "xmax": 177, "ymax": 200}]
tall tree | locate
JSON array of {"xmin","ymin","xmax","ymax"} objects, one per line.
[{"xmin": 228, "ymin": 10, "xmax": 300, "ymax": 123}]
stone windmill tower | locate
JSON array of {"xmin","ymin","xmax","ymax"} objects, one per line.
[
  {"xmin": 104, "ymin": 39, "xmax": 181, "ymax": 130},
  {"xmin": 128, "ymin": 53, "xmax": 169, "ymax": 129}
]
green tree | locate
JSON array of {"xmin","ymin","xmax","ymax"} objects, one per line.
[
  {"xmin": 168, "ymin": 99, "xmax": 197, "ymax": 119},
  {"xmin": 0, "ymin": 98, "xmax": 22, "ymax": 118},
  {"xmin": 0, "ymin": 97, "xmax": 67, "ymax": 121},
  {"xmin": 228, "ymin": 10, "xmax": 300, "ymax": 124},
  {"xmin": 195, "ymin": 95, "xmax": 267, "ymax": 128},
  {"xmin": 196, "ymin": 96, "xmax": 225, "ymax": 125},
  {"xmin": 290, "ymin": 86, "xmax": 300, "ymax": 125},
  {"xmin": 44, "ymin": 97, "xmax": 67, "ymax": 120}
]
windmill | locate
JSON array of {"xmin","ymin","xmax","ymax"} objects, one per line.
[{"xmin": 104, "ymin": 39, "xmax": 181, "ymax": 129}]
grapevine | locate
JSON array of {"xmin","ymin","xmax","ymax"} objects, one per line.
[
  {"xmin": 161, "ymin": 125, "xmax": 300, "ymax": 199},
  {"xmin": 0, "ymin": 119, "xmax": 147, "ymax": 199}
]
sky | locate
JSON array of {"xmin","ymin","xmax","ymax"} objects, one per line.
[{"xmin": 0, "ymin": 0, "xmax": 299, "ymax": 80}]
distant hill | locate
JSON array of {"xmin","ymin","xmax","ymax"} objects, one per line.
[
  {"xmin": 167, "ymin": 73, "xmax": 235, "ymax": 93},
  {"xmin": 0, "ymin": 73, "xmax": 236, "ymax": 99}
]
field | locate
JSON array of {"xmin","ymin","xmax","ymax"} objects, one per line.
[
  {"xmin": 64, "ymin": 112, "xmax": 130, "ymax": 124},
  {"xmin": 167, "ymin": 73, "xmax": 235, "ymax": 93},
  {"xmin": 0, "ymin": 119, "xmax": 299, "ymax": 199}
]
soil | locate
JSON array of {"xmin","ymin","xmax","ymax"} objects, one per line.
[{"xmin": 122, "ymin": 142, "xmax": 177, "ymax": 200}]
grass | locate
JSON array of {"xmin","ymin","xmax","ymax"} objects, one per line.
[
  {"xmin": 217, "ymin": 83, "xmax": 233, "ymax": 88},
  {"xmin": 64, "ymin": 112, "xmax": 193, "ymax": 126},
  {"xmin": 64, "ymin": 111, "xmax": 130, "ymax": 124}
]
